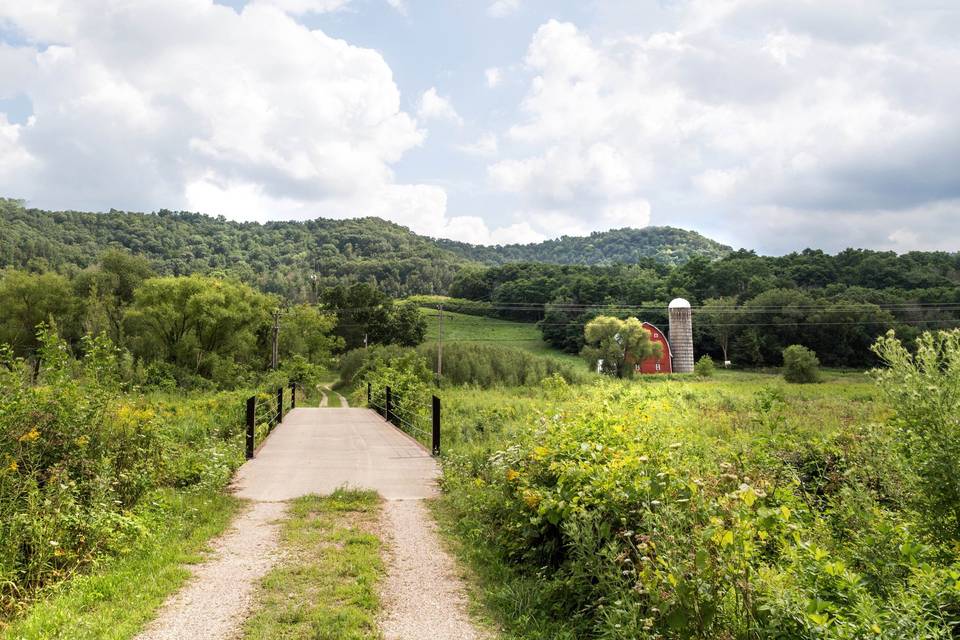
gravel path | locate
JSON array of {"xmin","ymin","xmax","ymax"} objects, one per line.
[
  {"xmin": 379, "ymin": 499, "xmax": 486, "ymax": 640},
  {"xmin": 321, "ymin": 384, "xmax": 348, "ymax": 408},
  {"xmin": 317, "ymin": 386, "xmax": 328, "ymax": 407},
  {"xmin": 135, "ymin": 501, "xmax": 287, "ymax": 640}
]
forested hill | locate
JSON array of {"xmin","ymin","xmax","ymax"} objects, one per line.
[
  {"xmin": 0, "ymin": 199, "xmax": 466, "ymax": 297},
  {"xmin": 436, "ymin": 226, "xmax": 732, "ymax": 265},
  {"xmin": 0, "ymin": 199, "xmax": 731, "ymax": 296}
]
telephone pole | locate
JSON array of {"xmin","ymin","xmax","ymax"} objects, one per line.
[{"xmin": 271, "ymin": 309, "xmax": 281, "ymax": 370}]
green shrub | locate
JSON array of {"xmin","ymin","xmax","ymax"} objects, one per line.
[
  {"xmin": 417, "ymin": 342, "xmax": 583, "ymax": 388},
  {"xmin": 0, "ymin": 328, "xmax": 248, "ymax": 614},
  {"xmin": 782, "ymin": 344, "xmax": 821, "ymax": 383},
  {"xmin": 694, "ymin": 355, "xmax": 716, "ymax": 377},
  {"xmin": 872, "ymin": 329, "xmax": 960, "ymax": 543}
]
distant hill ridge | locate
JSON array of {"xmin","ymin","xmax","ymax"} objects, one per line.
[
  {"xmin": 0, "ymin": 199, "xmax": 731, "ymax": 296},
  {"xmin": 436, "ymin": 226, "xmax": 731, "ymax": 266}
]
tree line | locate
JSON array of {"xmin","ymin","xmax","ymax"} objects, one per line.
[
  {"xmin": 0, "ymin": 251, "xmax": 425, "ymax": 389},
  {"xmin": 448, "ymin": 250, "xmax": 960, "ymax": 368}
]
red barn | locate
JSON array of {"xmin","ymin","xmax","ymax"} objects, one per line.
[{"xmin": 635, "ymin": 322, "xmax": 673, "ymax": 374}]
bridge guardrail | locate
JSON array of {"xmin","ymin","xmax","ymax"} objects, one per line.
[{"xmin": 367, "ymin": 383, "xmax": 440, "ymax": 456}]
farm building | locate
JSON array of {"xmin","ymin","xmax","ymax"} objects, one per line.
[
  {"xmin": 633, "ymin": 298, "xmax": 694, "ymax": 375},
  {"xmin": 635, "ymin": 322, "xmax": 673, "ymax": 374}
]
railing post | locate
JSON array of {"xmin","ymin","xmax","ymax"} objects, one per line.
[
  {"xmin": 276, "ymin": 386, "xmax": 283, "ymax": 427},
  {"xmin": 432, "ymin": 395, "xmax": 441, "ymax": 456},
  {"xmin": 367, "ymin": 382, "xmax": 371, "ymax": 406},
  {"xmin": 290, "ymin": 382, "xmax": 296, "ymax": 409},
  {"xmin": 385, "ymin": 386, "xmax": 392, "ymax": 424},
  {"xmin": 245, "ymin": 396, "xmax": 256, "ymax": 459}
]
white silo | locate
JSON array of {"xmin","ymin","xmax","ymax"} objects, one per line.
[{"xmin": 668, "ymin": 298, "xmax": 694, "ymax": 373}]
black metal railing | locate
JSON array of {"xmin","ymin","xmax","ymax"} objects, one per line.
[
  {"xmin": 244, "ymin": 382, "xmax": 299, "ymax": 459},
  {"xmin": 368, "ymin": 383, "xmax": 441, "ymax": 456}
]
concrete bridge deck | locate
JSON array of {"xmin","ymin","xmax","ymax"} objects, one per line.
[{"xmin": 231, "ymin": 407, "xmax": 439, "ymax": 501}]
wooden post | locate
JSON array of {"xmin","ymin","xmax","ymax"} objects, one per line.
[
  {"xmin": 290, "ymin": 382, "xmax": 296, "ymax": 409},
  {"xmin": 367, "ymin": 382, "xmax": 371, "ymax": 406},
  {"xmin": 432, "ymin": 395, "xmax": 441, "ymax": 456},
  {"xmin": 385, "ymin": 386, "xmax": 392, "ymax": 424},
  {"xmin": 245, "ymin": 396, "xmax": 256, "ymax": 459}
]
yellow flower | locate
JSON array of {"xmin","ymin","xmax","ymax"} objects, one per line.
[
  {"xmin": 7, "ymin": 460, "xmax": 17, "ymax": 472},
  {"xmin": 19, "ymin": 428, "xmax": 40, "ymax": 443},
  {"xmin": 505, "ymin": 468, "xmax": 520, "ymax": 482},
  {"xmin": 522, "ymin": 490, "xmax": 541, "ymax": 509}
]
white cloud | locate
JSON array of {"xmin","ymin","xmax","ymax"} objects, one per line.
[
  {"xmin": 488, "ymin": 0, "xmax": 520, "ymax": 18},
  {"xmin": 458, "ymin": 133, "xmax": 498, "ymax": 157},
  {"xmin": 417, "ymin": 87, "xmax": 463, "ymax": 125},
  {"xmin": 384, "ymin": 0, "xmax": 407, "ymax": 14},
  {"xmin": 488, "ymin": 9, "xmax": 960, "ymax": 250},
  {"xmin": 484, "ymin": 67, "xmax": 501, "ymax": 88},
  {"xmin": 0, "ymin": 0, "xmax": 472, "ymax": 237},
  {"xmin": 254, "ymin": 0, "xmax": 352, "ymax": 14}
]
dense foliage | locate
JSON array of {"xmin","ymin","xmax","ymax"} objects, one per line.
[
  {"xmin": 0, "ymin": 329, "xmax": 252, "ymax": 615},
  {"xmin": 581, "ymin": 316, "xmax": 661, "ymax": 378},
  {"xmin": 0, "ymin": 262, "xmax": 342, "ymax": 389},
  {"xmin": 321, "ymin": 283, "xmax": 426, "ymax": 351},
  {"xmin": 782, "ymin": 345, "xmax": 821, "ymax": 383},
  {"xmin": 437, "ymin": 227, "xmax": 732, "ymax": 266},
  {"xmin": 0, "ymin": 199, "xmax": 467, "ymax": 298},
  {"xmin": 339, "ymin": 342, "xmax": 582, "ymax": 393},
  {"xmin": 1, "ymin": 201, "xmax": 732, "ymax": 300},
  {"xmin": 437, "ymin": 331, "xmax": 960, "ymax": 639},
  {"xmin": 449, "ymin": 249, "xmax": 960, "ymax": 368}
]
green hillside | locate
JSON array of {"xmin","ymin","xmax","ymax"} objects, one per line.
[
  {"xmin": 436, "ymin": 226, "xmax": 732, "ymax": 266},
  {"xmin": 420, "ymin": 307, "xmax": 584, "ymax": 368},
  {"xmin": 1, "ymin": 199, "xmax": 732, "ymax": 299}
]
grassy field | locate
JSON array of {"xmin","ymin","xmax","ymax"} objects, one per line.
[
  {"xmin": 428, "ymin": 365, "xmax": 960, "ymax": 638},
  {"xmin": 420, "ymin": 308, "xmax": 585, "ymax": 369},
  {"xmin": 243, "ymin": 490, "xmax": 383, "ymax": 640}
]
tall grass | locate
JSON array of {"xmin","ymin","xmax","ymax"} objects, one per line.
[{"xmin": 0, "ymin": 330, "xmax": 249, "ymax": 619}]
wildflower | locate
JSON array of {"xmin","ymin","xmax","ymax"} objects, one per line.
[
  {"xmin": 506, "ymin": 468, "xmax": 520, "ymax": 482},
  {"xmin": 19, "ymin": 428, "xmax": 40, "ymax": 442},
  {"xmin": 7, "ymin": 460, "xmax": 17, "ymax": 472}
]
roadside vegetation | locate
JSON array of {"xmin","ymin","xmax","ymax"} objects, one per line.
[
  {"xmin": 346, "ymin": 325, "xmax": 960, "ymax": 638},
  {"xmin": 0, "ymin": 328, "xmax": 252, "ymax": 634}
]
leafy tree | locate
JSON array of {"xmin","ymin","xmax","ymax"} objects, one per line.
[
  {"xmin": 696, "ymin": 296, "xmax": 740, "ymax": 364},
  {"xmin": 0, "ymin": 270, "xmax": 77, "ymax": 358},
  {"xmin": 124, "ymin": 275, "xmax": 272, "ymax": 376},
  {"xmin": 73, "ymin": 249, "xmax": 154, "ymax": 345},
  {"xmin": 278, "ymin": 305, "xmax": 342, "ymax": 366},
  {"xmin": 321, "ymin": 283, "xmax": 426, "ymax": 350},
  {"xmin": 581, "ymin": 316, "xmax": 661, "ymax": 378},
  {"xmin": 782, "ymin": 344, "xmax": 821, "ymax": 383}
]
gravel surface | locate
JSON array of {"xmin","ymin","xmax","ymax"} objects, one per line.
[
  {"xmin": 379, "ymin": 499, "xmax": 486, "ymax": 640},
  {"xmin": 135, "ymin": 501, "xmax": 287, "ymax": 640}
]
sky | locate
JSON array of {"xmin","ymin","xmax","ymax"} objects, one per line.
[{"xmin": 1, "ymin": 0, "xmax": 958, "ymax": 254}]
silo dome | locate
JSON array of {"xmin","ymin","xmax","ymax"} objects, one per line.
[{"xmin": 668, "ymin": 298, "xmax": 691, "ymax": 309}]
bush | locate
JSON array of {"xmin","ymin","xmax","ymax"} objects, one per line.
[
  {"xmin": 0, "ymin": 328, "xmax": 249, "ymax": 613},
  {"xmin": 782, "ymin": 344, "xmax": 820, "ymax": 383},
  {"xmin": 694, "ymin": 355, "xmax": 716, "ymax": 377},
  {"xmin": 417, "ymin": 342, "xmax": 583, "ymax": 388},
  {"xmin": 872, "ymin": 329, "xmax": 960, "ymax": 543}
]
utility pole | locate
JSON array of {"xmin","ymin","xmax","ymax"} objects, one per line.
[
  {"xmin": 364, "ymin": 333, "xmax": 368, "ymax": 349},
  {"xmin": 436, "ymin": 304, "xmax": 443, "ymax": 381},
  {"xmin": 271, "ymin": 308, "xmax": 281, "ymax": 370}
]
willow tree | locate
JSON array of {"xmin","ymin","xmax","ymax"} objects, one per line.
[{"xmin": 581, "ymin": 316, "xmax": 662, "ymax": 378}]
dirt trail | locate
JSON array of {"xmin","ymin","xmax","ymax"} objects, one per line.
[
  {"xmin": 379, "ymin": 499, "xmax": 487, "ymax": 640},
  {"xmin": 137, "ymin": 408, "xmax": 482, "ymax": 640},
  {"xmin": 321, "ymin": 384, "xmax": 348, "ymax": 408},
  {"xmin": 134, "ymin": 501, "xmax": 287, "ymax": 640}
]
